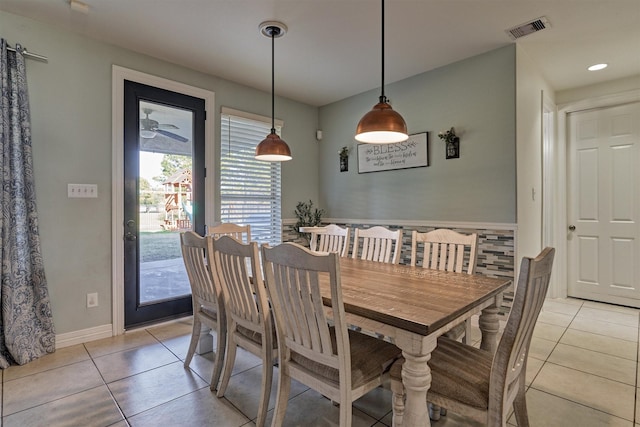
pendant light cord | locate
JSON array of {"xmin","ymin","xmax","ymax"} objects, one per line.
[
  {"xmin": 271, "ymin": 29, "xmax": 276, "ymax": 133},
  {"xmin": 380, "ymin": 0, "xmax": 386, "ymax": 103}
]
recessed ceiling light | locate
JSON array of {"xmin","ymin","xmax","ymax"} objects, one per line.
[{"xmin": 588, "ymin": 63, "xmax": 608, "ymax": 71}]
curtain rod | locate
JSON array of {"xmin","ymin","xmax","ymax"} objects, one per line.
[{"xmin": 6, "ymin": 45, "xmax": 48, "ymax": 62}]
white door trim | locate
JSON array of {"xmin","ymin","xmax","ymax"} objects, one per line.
[
  {"xmin": 542, "ymin": 91, "xmax": 561, "ymax": 297},
  {"xmin": 111, "ymin": 66, "xmax": 215, "ymax": 335},
  {"xmin": 556, "ymin": 89, "xmax": 640, "ymax": 301}
]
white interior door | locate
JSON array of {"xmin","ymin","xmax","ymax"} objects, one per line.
[{"xmin": 567, "ymin": 102, "xmax": 640, "ymax": 307}]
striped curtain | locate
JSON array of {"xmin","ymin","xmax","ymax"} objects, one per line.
[{"xmin": 0, "ymin": 39, "xmax": 55, "ymax": 368}]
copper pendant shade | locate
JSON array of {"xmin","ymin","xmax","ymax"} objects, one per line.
[
  {"xmin": 255, "ymin": 22, "xmax": 292, "ymax": 162},
  {"xmin": 355, "ymin": 0, "xmax": 408, "ymax": 144}
]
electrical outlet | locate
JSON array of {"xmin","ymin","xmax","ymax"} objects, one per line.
[{"xmin": 87, "ymin": 292, "xmax": 98, "ymax": 308}]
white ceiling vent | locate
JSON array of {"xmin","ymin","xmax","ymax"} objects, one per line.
[{"xmin": 506, "ymin": 16, "xmax": 550, "ymax": 40}]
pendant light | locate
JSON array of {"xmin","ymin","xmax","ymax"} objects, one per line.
[
  {"xmin": 255, "ymin": 21, "xmax": 292, "ymax": 161},
  {"xmin": 355, "ymin": 0, "xmax": 408, "ymax": 144}
]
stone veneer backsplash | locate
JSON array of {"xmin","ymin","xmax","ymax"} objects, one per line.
[{"xmin": 282, "ymin": 221, "xmax": 515, "ymax": 314}]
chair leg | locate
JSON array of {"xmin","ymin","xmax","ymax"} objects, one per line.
[
  {"xmin": 429, "ymin": 403, "xmax": 442, "ymax": 421},
  {"xmin": 184, "ymin": 316, "xmax": 201, "ymax": 368},
  {"xmin": 339, "ymin": 399, "xmax": 352, "ymax": 427},
  {"xmin": 513, "ymin": 384, "xmax": 529, "ymax": 427},
  {"xmin": 462, "ymin": 318, "xmax": 472, "ymax": 345},
  {"xmin": 390, "ymin": 378, "xmax": 405, "ymax": 427},
  {"xmin": 255, "ymin": 347, "xmax": 273, "ymax": 427},
  {"xmin": 210, "ymin": 322, "xmax": 227, "ymax": 392},
  {"xmin": 216, "ymin": 332, "xmax": 237, "ymax": 396},
  {"xmin": 271, "ymin": 365, "xmax": 291, "ymax": 427}
]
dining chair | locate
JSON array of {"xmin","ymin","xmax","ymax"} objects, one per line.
[
  {"xmin": 210, "ymin": 235, "xmax": 276, "ymax": 427},
  {"xmin": 389, "ymin": 247, "xmax": 555, "ymax": 427},
  {"xmin": 261, "ymin": 242, "xmax": 402, "ymax": 427},
  {"xmin": 410, "ymin": 228, "xmax": 478, "ymax": 343},
  {"xmin": 351, "ymin": 226, "xmax": 402, "ymax": 264},
  {"xmin": 308, "ymin": 223, "xmax": 351, "ymax": 257},
  {"xmin": 180, "ymin": 231, "xmax": 226, "ymax": 393},
  {"xmin": 208, "ymin": 222, "xmax": 251, "ymax": 243}
]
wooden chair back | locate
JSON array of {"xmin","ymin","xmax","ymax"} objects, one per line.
[
  {"xmin": 210, "ymin": 235, "xmax": 274, "ymax": 427},
  {"xmin": 410, "ymin": 229, "xmax": 478, "ymax": 274},
  {"xmin": 211, "ymin": 235, "xmax": 268, "ymax": 337},
  {"xmin": 262, "ymin": 243, "xmax": 346, "ymax": 373},
  {"xmin": 352, "ymin": 226, "xmax": 402, "ymax": 264},
  {"xmin": 489, "ymin": 246, "xmax": 555, "ymax": 422},
  {"xmin": 208, "ymin": 223, "xmax": 251, "ymax": 243},
  {"xmin": 262, "ymin": 243, "xmax": 402, "ymax": 426},
  {"xmin": 180, "ymin": 231, "xmax": 226, "ymax": 390},
  {"xmin": 180, "ymin": 230, "xmax": 220, "ymax": 311},
  {"xmin": 309, "ymin": 224, "xmax": 351, "ymax": 257}
]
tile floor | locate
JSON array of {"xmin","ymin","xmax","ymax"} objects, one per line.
[{"xmin": 1, "ymin": 298, "xmax": 638, "ymax": 426}]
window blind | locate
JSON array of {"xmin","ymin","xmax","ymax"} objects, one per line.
[{"xmin": 220, "ymin": 111, "xmax": 283, "ymax": 246}]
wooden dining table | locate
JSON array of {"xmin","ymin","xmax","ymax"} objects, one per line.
[{"xmin": 319, "ymin": 257, "xmax": 512, "ymax": 427}]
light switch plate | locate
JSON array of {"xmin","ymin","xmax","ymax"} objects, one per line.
[{"xmin": 68, "ymin": 184, "xmax": 98, "ymax": 198}]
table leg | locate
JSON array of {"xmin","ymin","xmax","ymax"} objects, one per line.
[
  {"xmin": 479, "ymin": 302, "xmax": 500, "ymax": 354},
  {"xmin": 399, "ymin": 338, "xmax": 437, "ymax": 427}
]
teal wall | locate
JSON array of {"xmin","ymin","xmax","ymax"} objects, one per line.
[
  {"xmin": 1, "ymin": 9, "xmax": 516, "ymax": 336},
  {"xmin": 318, "ymin": 45, "xmax": 516, "ymax": 223},
  {"xmin": 1, "ymin": 11, "xmax": 319, "ymax": 334}
]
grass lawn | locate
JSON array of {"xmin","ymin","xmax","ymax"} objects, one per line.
[{"xmin": 139, "ymin": 231, "xmax": 182, "ymax": 262}]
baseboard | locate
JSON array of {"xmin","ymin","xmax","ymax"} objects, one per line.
[{"xmin": 56, "ymin": 324, "xmax": 113, "ymax": 349}]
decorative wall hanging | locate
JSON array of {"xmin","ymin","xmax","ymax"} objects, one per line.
[
  {"xmin": 438, "ymin": 127, "xmax": 460, "ymax": 159},
  {"xmin": 339, "ymin": 146, "xmax": 349, "ymax": 172},
  {"xmin": 357, "ymin": 132, "xmax": 428, "ymax": 173}
]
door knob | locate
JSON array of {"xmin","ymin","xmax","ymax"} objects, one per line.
[
  {"xmin": 124, "ymin": 232, "xmax": 137, "ymax": 241},
  {"xmin": 568, "ymin": 225, "xmax": 576, "ymax": 231},
  {"xmin": 126, "ymin": 220, "xmax": 136, "ymax": 228}
]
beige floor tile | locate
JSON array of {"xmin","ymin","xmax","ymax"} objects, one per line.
[
  {"xmin": 3, "ymin": 344, "xmax": 90, "ymax": 381},
  {"xmin": 582, "ymin": 300, "xmax": 640, "ymax": 316},
  {"xmin": 508, "ymin": 388, "xmax": 633, "ymax": 427},
  {"xmin": 145, "ymin": 318, "xmax": 194, "ymax": 341},
  {"xmin": 560, "ymin": 329, "xmax": 638, "ymax": 361},
  {"xmin": 381, "ymin": 407, "xmax": 485, "ymax": 427},
  {"xmin": 548, "ymin": 343, "xmax": 636, "ymax": 385},
  {"xmin": 108, "ymin": 361, "xmax": 207, "ymax": 417},
  {"xmin": 543, "ymin": 299, "xmax": 582, "ymax": 315},
  {"xmin": 188, "ymin": 346, "xmax": 262, "ymax": 387},
  {"xmin": 576, "ymin": 306, "xmax": 639, "ymax": 328},
  {"xmin": 128, "ymin": 388, "xmax": 250, "ymax": 427},
  {"xmin": 531, "ymin": 363, "xmax": 635, "ymax": 421},
  {"xmin": 637, "ymin": 388, "xmax": 640, "ymax": 423},
  {"xmin": 570, "ymin": 317, "xmax": 638, "ymax": 342},
  {"xmin": 263, "ymin": 388, "xmax": 378, "ymax": 427},
  {"xmin": 529, "ymin": 337, "xmax": 556, "ymax": 361},
  {"xmin": 526, "ymin": 357, "xmax": 544, "ymax": 385},
  {"xmin": 84, "ymin": 329, "xmax": 158, "ymax": 358},
  {"xmin": 3, "ymin": 385, "xmax": 124, "ymax": 427},
  {"xmin": 353, "ymin": 385, "xmax": 393, "ymax": 420},
  {"xmin": 532, "ymin": 322, "xmax": 566, "ymax": 342},
  {"xmin": 221, "ymin": 364, "xmax": 309, "ymax": 421},
  {"xmin": 3, "ymin": 359, "xmax": 104, "ymax": 415},
  {"xmin": 538, "ymin": 311, "xmax": 575, "ymax": 328},
  {"xmin": 94, "ymin": 342, "xmax": 180, "ymax": 383},
  {"xmin": 159, "ymin": 333, "xmax": 192, "ymax": 359}
]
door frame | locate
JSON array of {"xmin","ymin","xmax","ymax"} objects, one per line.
[
  {"xmin": 112, "ymin": 66, "xmax": 215, "ymax": 335},
  {"xmin": 554, "ymin": 88, "xmax": 640, "ymax": 300}
]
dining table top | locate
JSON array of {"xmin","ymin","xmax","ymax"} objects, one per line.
[{"xmin": 319, "ymin": 257, "xmax": 512, "ymax": 336}]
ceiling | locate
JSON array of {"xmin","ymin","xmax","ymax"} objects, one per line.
[{"xmin": 1, "ymin": 0, "xmax": 639, "ymax": 106}]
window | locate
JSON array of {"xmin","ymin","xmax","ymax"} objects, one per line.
[{"xmin": 220, "ymin": 108, "xmax": 283, "ymax": 246}]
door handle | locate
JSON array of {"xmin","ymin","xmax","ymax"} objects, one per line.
[
  {"xmin": 124, "ymin": 232, "xmax": 137, "ymax": 241},
  {"xmin": 568, "ymin": 225, "xmax": 576, "ymax": 231}
]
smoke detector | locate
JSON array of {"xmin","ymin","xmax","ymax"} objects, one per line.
[{"xmin": 506, "ymin": 16, "xmax": 550, "ymax": 40}]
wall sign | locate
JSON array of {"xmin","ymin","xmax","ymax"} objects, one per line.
[{"xmin": 357, "ymin": 132, "xmax": 428, "ymax": 173}]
